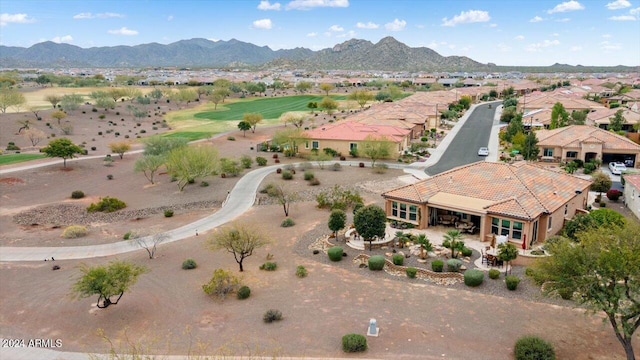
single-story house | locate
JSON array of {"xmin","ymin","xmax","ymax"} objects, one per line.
[
  {"xmin": 299, "ymin": 121, "xmax": 411, "ymax": 157},
  {"xmin": 623, "ymin": 174, "xmax": 640, "ymax": 221},
  {"xmin": 535, "ymin": 125, "xmax": 640, "ymax": 167},
  {"xmin": 518, "ymin": 91, "xmax": 605, "ymax": 114},
  {"xmin": 382, "ymin": 161, "xmax": 592, "ymax": 249},
  {"xmin": 586, "ymin": 108, "xmax": 640, "ymax": 131}
]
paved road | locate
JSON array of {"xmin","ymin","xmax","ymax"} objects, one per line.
[{"xmin": 425, "ymin": 103, "xmax": 497, "ymax": 175}]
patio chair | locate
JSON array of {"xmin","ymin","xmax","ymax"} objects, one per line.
[{"xmin": 481, "ymin": 249, "xmax": 490, "ymax": 265}]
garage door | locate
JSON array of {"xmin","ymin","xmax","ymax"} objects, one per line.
[{"xmin": 603, "ymin": 153, "xmax": 636, "ymax": 167}]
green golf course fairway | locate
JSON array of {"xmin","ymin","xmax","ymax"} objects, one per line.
[
  {"xmin": 193, "ymin": 95, "xmax": 347, "ymax": 121},
  {"xmin": 0, "ymin": 153, "xmax": 46, "ymax": 166}
]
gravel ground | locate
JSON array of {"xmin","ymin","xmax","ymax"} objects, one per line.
[{"xmin": 293, "ymin": 218, "xmax": 573, "ymax": 308}]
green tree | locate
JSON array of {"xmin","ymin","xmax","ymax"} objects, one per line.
[
  {"xmin": 280, "ymin": 111, "xmax": 306, "ymax": 128},
  {"xmin": 609, "ymin": 109, "xmax": 626, "ymax": 132},
  {"xmin": 165, "ymin": 146, "xmax": 219, "ymax": 191},
  {"xmin": 500, "ymin": 106, "xmax": 518, "ymax": 123},
  {"xmin": 266, "ymin": 183, "xmax": 297, "ymax": 217},
  {"xmin": 375, "ymin": 91, "xmax": 391, "ymax": 102},
  {"xmin": 570, "ymin": 110, "xmax": 587, "ymax": 125},
  {"xmin": 328, "ymin": 209, "xmax": 347, "ymax": 239},
  {"xmin": 71, "ymin": 261, "xmax": 148, "ymax": 309},
  {"xmin": 550, "ymin": 102, "xmax": 569, "ymax": 129},
  {"xmin": 272, "ymin": 127, "xmax": 307, "ymax": 155},
  {"xmin": 0, "ymin": 88, "xmax": 26, "ymax": 113},
  {"xmin": 243, "ymin": 112, "xmax": 263, "ymax": 133},
  {"xmin": 590, "ymin": 171, "xmax": 612, "ymax": 199},
  {"xmin": 320, "ymin": 83, "xmax": 335, "ymax": 96},
  {"xmin": 307, "ymin": 101, "xmax": 318, "ymax": 113},
  {"xmin": 142, "ymin": 135, "xmax": 188, "ymax": 156},
  {"xmin": 503, "ymin": 113, "xmax": 524, "ymax": 142},
  {"xmin": 149, "ymin": 88, "xmax": 163, "ymax": 101},
  {"xmin": 531, "ymin": 223, "xmax": 640, "ymax": 360},
  {"xmin": 134, "ymin": 154, "xmax": 165, "ymax": 184},
  {"xmin": 237, "ymin": 120, "xmax": 251, "ymax": 137},
  {"xmin": 207, "ymin": 223, "xmax": 269, "ymax": 272},
  {"xmin": 319, "ymin": 97, "xmax": 338, "ymax": 114},
  {"xmin": 107, "ymin": 88, "xmax": 127, "ymax": 102},
  {"xmin": 354, "ymin": 205, "xmax": 386, "ymax": 251},
  {"xmin": 361, "ymin": 134, "xmax": 393, "ymax": 167},
  {"xmin": 295, "ymin": 81, "xmax": 313, "ymax": 93},
  {"xmin": 95, "ymin": 96, "xmax": 115, "ymax": 110},
  {"xmin": 51, "ymin": 109, "xmax": 67, "ymax": 125},
  {"xmin": 497, "ymin": 242, "xmax": 518, "ymax": 275},
  {"xmin": 45, "ymin": 94, "xmax": 62, "ymax": 109},
  {"xmin": 41, "ymin": 138, "xmax": 83, "ymax": 167},
  {"xmin": 522, "ymin": 131, "xmax": 540, "ymax": 161},
  {"xmin": 60, "ymin": 93, "xmax": 83, "ymax": 112},
  {"xmin": 348, "ymin": 90, "xmax": 374, "ymax": 109},
  {"xmin": 108, "ymin": 141, "xmax": 131, "ymax": 159},
  {"xmin": 443, "ymin": 229, "xmax": 465, "ymax": 258}
]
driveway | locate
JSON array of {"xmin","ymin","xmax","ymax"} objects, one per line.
[{"xmin": 425, "ymin": 103, "xmax": 497, "ymax": 175}]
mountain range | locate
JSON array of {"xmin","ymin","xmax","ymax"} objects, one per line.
[{"xmin": 0, "ymin": 36, "xmax": 635, "ymax": 72}]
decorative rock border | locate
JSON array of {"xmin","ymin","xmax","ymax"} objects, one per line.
[{"xmin": 353, "ymin": 253, "xmax": 464, "ymax": 285}]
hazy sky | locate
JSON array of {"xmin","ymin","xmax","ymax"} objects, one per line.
[{"xmin": 1, "ymin": 0, "xmax": 639, "ymax": 66}]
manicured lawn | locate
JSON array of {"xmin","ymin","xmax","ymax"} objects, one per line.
[
  {"xmin": 0, "ymin": 153, "xmax": 46, "ymax": 165},
  {"xmin": 163, "ymin": 131, "xmax": 214, "ymax": 141},
  {"xmin": 194, "ymin": 95, "xmax": 347, "ymax": 121}
]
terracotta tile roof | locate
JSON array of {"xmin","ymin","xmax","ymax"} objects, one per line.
[
  {"xmin": 625, "ymin": 174, "xmax": 640, "ymax": 189},
  {"xmin": 519, "ymin": 92, "xmax": 605, "ymax": 111},
  {"xmin": 303, "ymin": 120, "xmax": 411, "ymax": 142},
  {"xmin": 536, "ymin": 125, "xmax": 640, "ymax": 151},
  {"xmin": 382, "ymin": 161, "xmax": 591, "ymax": 220}
]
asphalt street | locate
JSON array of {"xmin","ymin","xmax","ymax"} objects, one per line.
[{"xmin": 425, "ymin": 103, "xmax": 497, "ymax": 175}]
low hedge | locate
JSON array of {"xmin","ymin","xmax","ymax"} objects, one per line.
[
  {"xmin": 489, "ymin": 268, "xmax": 501, "ymax": 279},
  {"xmin": 406, "ymin": 267, "xmax": 417, "ymax": 278},
  {"xmin": 328, "ymin": 246, "xmax": 343, "ymax": 262},
  {"xmin": 447, "ymin": 259, "xmax": 463, "ymax": 272},
  {"xmin": 342, "ymin": 334, "xmax": 367, "ymax": 353},
  {"xmin": 431, "ymin": 259, "xmax": 444, "ymax": 272},
  {"xmin": 368, "ymin": 255, "xmax": 385, "ymax": 270},
  {"xmin": 514, "ymin": 336, "xmax": 555, "ymax": 360},
  {"xmin": 392, "ymin": 254, "xmax": 404, "ymax": 266},
  {"xmin": 461, "ymin": 247, "xmax": 473, "ymax": 257},
  {"xmin": 237, "ymin": 286, "xmax": 251, "ymax": 300},
  {"xmin": 506, "ymin": 275, "xmax": 521, "ymax": 291},
  {"xmin": 464, "ymin": 269, "xmax": 484, "ymax": 287},
  {"xmin": 181, "ymin": 259, "xmax": 197, "ymax": 270}
]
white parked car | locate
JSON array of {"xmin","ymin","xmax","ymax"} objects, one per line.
[
  {"xmin": 608, "ymin": 162, "xmax": 627, "ymax": 175},
  {"xmin": 477, "ymin": 147, "xmax": 489, "ymax": 156}
]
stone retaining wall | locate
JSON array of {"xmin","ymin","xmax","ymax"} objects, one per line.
[{"xmin": 353, "ymin": 254, "xmax": 464, "ymax": 284}]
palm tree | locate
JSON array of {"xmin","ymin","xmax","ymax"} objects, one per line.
[
  {"xmin": 443, "ymin": 230, "xmax": 464, "ymax": 258},
  {"xmin": 394, "ymin": 231, "xmax": 410, "ymax": 248},
  {"xmin": 415, "ymin": 234, "xmax": 433, "ymax": 259}
]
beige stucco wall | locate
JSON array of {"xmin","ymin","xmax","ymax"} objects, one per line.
[
  {"xmin": 298, "ymin": 137, "xmax": 408, "ymax": 158},
  {"xmin": 624, "ymin": 181, "xmax": 640, "ymax": 221}
]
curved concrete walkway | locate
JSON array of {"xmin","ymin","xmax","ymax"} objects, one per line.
[{"xmin": 0, "ymin": 161, "xmax": 423, "ymax": 262}]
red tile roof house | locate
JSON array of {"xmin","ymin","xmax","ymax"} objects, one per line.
[
  {"xmin": 535, "ymin": 125, "xmax": 640, "ymax": 167},
  {"xmin": 299, "ymin": 120, "xmax": 412, "ymax": 158},
  {"xmin": 623, "ymin": 174, "xmax": 640, "ymax": 221},
  {"xmin": 382, "ymin": 161, "xmax": 591, "ymax": 249}
]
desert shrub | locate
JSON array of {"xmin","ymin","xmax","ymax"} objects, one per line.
[
  {"xmin": 514, "ymin": 336, "xmax": 556, "ymax": 360},
  {"xmin": 61, "ymin": 225, "xmax": 88, "ymax": 239},
  {"xmin": 368, "ymin": 255, "xmax": 385, "ymax": 270},
  {"xmin": 309, "ymin": 178, "xmax": 320, "ymax": 186},
  {"xmin": 505, "ymin": 275, "xmax": 521, "ymax": 291},
  {"xmin": 106, "ymin": 174, "xmax": 114, "ymax": 180},
  {"xmin": 392, "ymin": 254, "xmax": 404, "ymax": 266},
  {"xmin": 200, "ymin": 181, "xmax": 209, "ymax": 187},
  {"xmin": 227, "ymin": 136, "xmax": 235, "ymax": 141},
  {"xmin": 259, "ymin": 262, "xmax": 277, "ymax": 271},
  {"xmin": 181, "ymin": 259, "xmax": 197, "ymax": 270},
  {"xmin": 164, "ymin": 209, "xmax": 174, "ymax": 217},
  {"xmin": 461, "ymin": 247, "xmax": 473, "ymax": 257},
  {"xmin": 71, "ymin": 190, "xmax": 85, "ymax": 199},
  {"xmin": 220, "ymin": 158, "xmax": 241, "ymax": 177},
  {"xmin": 328, "ymin": 246, "xmax": 343, "ymax": 262},
  {"xmin": 446, "ymin": 259, "xmax": 463, "ymax": 272},
  {"xmin": 489, "ymin": 268, "xmax": 501, "ymax": 279},
  {"xmin": 599, "ymin": 201, "xmax": 606, "ymax": 207},
  {"xmin": 237, "ymin": 285, "xmax": 251, "ymax": 300},
  {"xmin": 296, "ymin": 265, "xmax": 308, "ymax": 278},
  {"xmin": 606, "ymin": 189, "xmax": 622, "ymax": 201},
  {"xmin": 87, "ymin": 197, "xmax": 126, "ymax": 213},
  {"xmin": 464, "ymin": 269, "xmax": 484, "ymax": 287},
  {"xmin": 331, "ymin": 163, "xmax": 342, "ymax": 171},
  {"xmin": 432, "ymin": 259, "xmax": 444, "ymax": 272},
  {"xmin": 263, "ymin": 309, "xmax": 283, "ymax": 323},
  {"xmin": 256, "ymin": 156, "xmax": 267, "ymax": 166},
  {"xmin": 202, "ymin": 268, "xmax": 240, "ymax": 299},
  {"xmin": 406, "ymin": 267, "xmax": 417, "ymax": 278},
  {"xmin": 240, "ymin": 155, "xmax": 252, "ymax": 169},
  {"xmin": 259, "ymin": 183, "xmax": 275, "ymax": 194},
  {"xmin": 281, "ymin": 170, "xmax": 293, "ymax": 180},
  {"xmin": 281, "ymin": 218, "xmax": 295, "ymax": 227},
  {"xmin": 342, "ymin": 334, "xmax": 367, "ymax": 353},
  {"xmin": 315, "ymin": 185, "xmax": 363, "ymax": 210},
  {"xmin": 297, "ymin": 162, "xmax": 313, "ymax": 171},
  {"xmin": 123, "ymin": 231, "xmax": 132, "ymax": 240},
  {"xmin": 304, "ymin": 170, "xmax": 315, "ymax": 180}
]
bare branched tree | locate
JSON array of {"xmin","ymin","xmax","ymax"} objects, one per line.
[{"xmin": 133, "ymin": 232, "xmax": 169, "ymax": 259}]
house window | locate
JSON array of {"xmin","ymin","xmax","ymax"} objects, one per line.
[
  {"xmin": 350, "ymin": 143, "xmax": 357, "ymax": 151},
  {"xmin": 501, "ymin": 219, "xmax": 511, "ymax": 236},
  {"xmin": 566, "ymin": 151, "xmax": 578, "ymax": 158},
  {"xmin": 391, "ymin": 202, "xmax": 398, "ymax": 217},
  {"xmin": 543, "ymin": 148, "xmax": 553, "ymax": 157},
  {"xmin": 491, "ymin": 217, "xmax": 523, "ymax": 239},
  {"xmin": 548, "ymin": 216, "xmax": 553, "ymax": 230},
  {"xmin": 564, "ymin": 204, "xmax": 568, "ymax": 215},
  {"xmin": 312, "ymin": 141, "xmax": 319, "ymax": 149},
  {"xmin": 399, "ymin": 203, "xmax": 407, "ymax": 219},
  {"xmin": 512, "ymin": 221, "xmax": 523, "ymax": 240},
  {"xmin": 305, "ymin": 141, "xmax": 309, "ymax": 149},
  {"xmin": 409, "ymin": 205, "xmax": 418, "ymax": 221},
  {"xmin": 491, "ymin": 217, "xmax": 499, "ymax": 234}
]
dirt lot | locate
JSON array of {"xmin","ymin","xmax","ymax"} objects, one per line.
[{"xmin": 0, "ymin": 90, "xmax": 638, "ymax": 359}]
